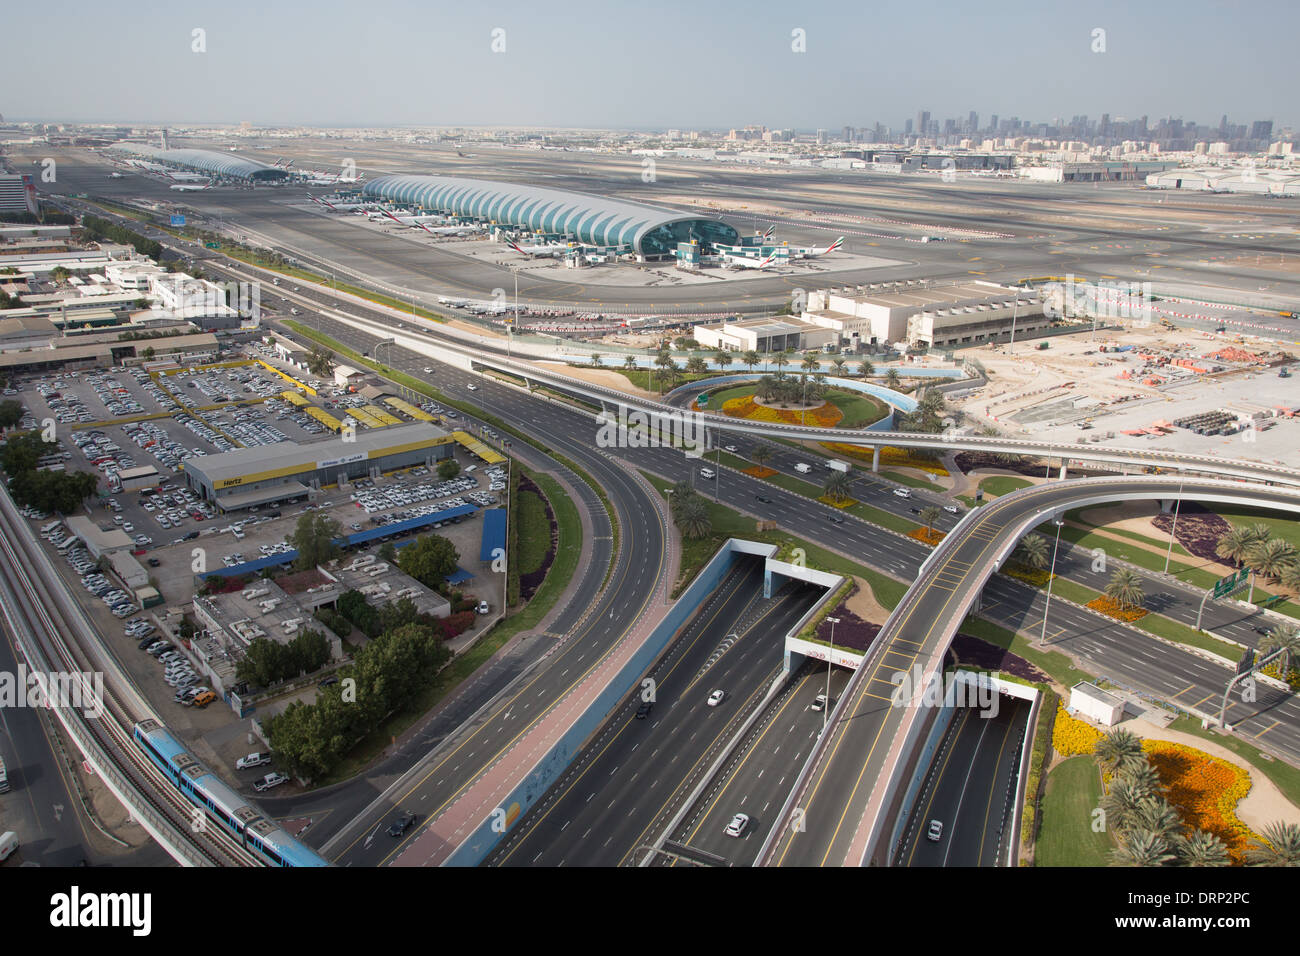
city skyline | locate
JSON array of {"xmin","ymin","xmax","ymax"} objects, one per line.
[{"xmin": 5, "ymin": 0, "xmax": 1298, "ymax": 130}]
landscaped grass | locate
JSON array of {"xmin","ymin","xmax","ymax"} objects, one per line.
[
  {"xmin": 603, "ymin": 367, "xmax": 714, "ymax": 394},
  {"xmin": 1210, "ymin": 507, "xmax": 1300, "ymax": 551},
  {"xmin": 979, "ymin": 475, "xmax": 1033, "ymax": 498},
  {"xmin": 1036, "ymin": 756, "xmax": 1111, "ymax": 867},
  {"xmin": 516, "ymin": 487, "xmax": 550, "ymax": 576},
  {"xmin": 881, "ymin": 469, "xmax": 944, "ymax": 491},
  {"xmin": 957, "ymin": 616, "xmax": 1094, "ymax": 690},
  {"xmin": 641, "ymin": 471, "xmax": 907, "ymax": 606}
]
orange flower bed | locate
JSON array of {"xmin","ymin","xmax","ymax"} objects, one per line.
[
  {"xmin": 817, "ymin": 495, "xmax": 858, "ymax": 509},
  {"xmin": 1086, "ymin": 595, "xmax": 1149, "ymax": 623},
  {"xmin": 721, "ymin": 395, "xmax": 844, "ymax": 428},
  {"xmin": 744, "ymin": 466, "xmax": 777, "ymax": 478},
  {"xmin": 1142, "ymin": 740, "xmax": 1253, "ymax": 865},
  {"xmin": 908, "ymin": 527, "xmax": 945, "ymax": 546}
]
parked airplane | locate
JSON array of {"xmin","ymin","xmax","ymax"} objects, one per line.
[
  {"xmin": 722, "ymin": 252, "xmax": 778, "ymax": 270},
  {"xmin": 109, "ymin": 172, "xmax": 124, "ymax": 178},
  {"xmin": 508, "ymin": 240, "xmax": 571, "ymax": 258},
  {"xmin": 794, "ymin": 237, "xmax": 845, "ymax": 259},
  {"xmin": 169, "ymin": 181, "xmax": 212, "ymax": 192},
  {"xmin": 309, "ymin": 196, "xmax": 373, "ymax": 212},
  {"xmin": 418, "ymin": 222, "xmax": 482, "ymax": 237}
]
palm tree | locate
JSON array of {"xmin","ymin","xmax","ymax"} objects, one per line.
[
  {"xmin": 752, "ymin": 445, "xmax": 772, "ymax": 470},
  {"xmin": 859, "ymin": 358, "xmax": 875, "ymax": 377},
  {"xmin": 675, "ymin": 494, "xmax": 712, "ymax": 540},
  {"xmin": 623, "ymin": 354, "xmax": 638, "ymax": 373},
  {"xmin": 1246, "ymin": 821, "xmax": 1300, "ymax": 865},
  {"xmin": 919, "ymin": 506, "xmax": 941, "ymax": 536},
  {"xmin": 685, "ymin": 356, "xmax": 708, "ymax": 376},
  {"xmin": 801, "ymin": 355, "xmax": 821, "ymax": 376},
  {"xmin": 1111, "ymin": 830, "xmax": 1176, "ymax": 867},
  {"xmin": 1176, "ymin": 830, "xmax": 1230, "ymax": 867},
  {"xmin": 1279, "ymin": 560, "xmax": 1300, "ymax": 594},
  {"xmin": 1119, "ymin": 762, "xmax": 1164, "ymax": 800},
  {"xmin": 590, "ymin": 352, "xmax": 603, "ymax": 368},
  {"xmin": 884, "ymin": 367, "xmax": 902, "ymax": 391},
  {"xmin": 714, "ymin": 350, "xmax": 732, "ymax": 372},
  {"xmin": 1260, "ymin": 623, "xmax": 1300, "ymax": 677},
  {"xmin": 831, "ymin": 357, "xmax": 847, "ymax": 377},
  {"xmin": 1101, "ymin": 778, "xmax": 1147, "ymax": 835},
  {"xmin": 741, "ymin": 350, "xmax": 760, "ymax": 376},
  {"xmin": 773, "ymin": 350, "xmax": 792, "ymax": 378},
  {"xmin": 1014, "ymin": 533, "xmax": 1050, "ymax": 571},
  {"xmin": 1094, "ymin": 728, "xmax": 1146, "ymax": 778},
  {"xmin": 306, "ymin": 345, "xmax": 335, "ymax": 377},
  {"xmin": 823, "ymin": 470, "xmax": 853, "ymax": 504},
  {"xmin": 1215, "ymin": 525, "xmax": 1256, "ymax": 567},
  {"xmin": 1105, "ymin": 568, "xmax": 1146, "ymax": 612},
  {"xmin": 1132, "ymin": 796, "xmax": 1183, "ymax": 844},
  {"xmin": 1247, "ymin": 538, "xmax": 1297, "ymax": 584}
]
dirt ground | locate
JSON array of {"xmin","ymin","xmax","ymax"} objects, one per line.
[
  {"xmin": 845, "ymin": 575, "xmax": 890, "ymax": 624},
  {"xmin": 540, "ymin": 362, "xmax": 659, "ymax": 400}
]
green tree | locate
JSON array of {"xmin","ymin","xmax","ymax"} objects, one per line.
[
  {"xmin": 398, "ymin": 534, "xmax": 459, "ymax": 589},
  {"xmin": 379, "ymin": 596, "xmax": 421, "ymax": 633},
  {"xmin": 1261, "ymin": 623, "xmax": 1300, "ymax": 677},
  {"xmin": 741, "ymin": 350, "xmax": 760, "ymax": 376},
  {"xmin": 1111, "ymin": 830, "xmax": 1176, "ymax": 867},
  {"xmin": 823, "ymin": 470, "xmax": 853, "ymax": 504},
  {"xmin": 831, "ymin": 357, "xmax": 847, "ymax": 377},
  {"xmin": 288, "ymin": 512, "xmax": 341, "ymax": 570},
  {"xmin": 801, "ymin": 355, "xmax": 822, "ymax": 376},
  {"xmin": 1094, "ymin": 728, "xmax": 1146, "ymax": 778},
  {"xmin": 685, "ymin": 355, "xmax": 708, "ymax": 376},
  {"xmin": 858, "ymin": 358, "xmax": 875, "ymax": 377},
  {"xmin": 1247, "ymin": 537, "xmax": 1296, "ymax": 584},
  {"xmin": 1105, "ymin": 568, "xmax": 1146, "ymax": 612},
  {"xmin": 1279, "ymin": 561, "xmax": 1300, "ymax": 594},
  {"xmin": 141, "ymin": 346, "xmax": 155, "ymax": 361},
  {"xmin": 1101, "ymin": 778, "xmax": 1147, "ymax": 835},
  {"xmin": 919, "ymin": 506, "xmax": 941, "ymax": 536},
  {"xmin": 437, "ymin": 458, "xmax": 461, "ymax": 480},
  {"xmin": 589, "ymin": 352, "xmax": 603, "ymax": 368},
  {"xmin": 884, "ymin": 368, "xmax": 902, "ymax": 391},
  {"xmin": 714, "ymin": 350, "xmax": 732, "ymax": 372},
  {"xmin": 377, "ymin": 541, "xmax": 397, "ymax": 564},
  {"xmin": 1246, "ymin": 821, "xmax": 1300, "ymax": 865},
  {"xmin": 752, "ymin": 445, "xmax": 772, "ymax": 470},
  {"xmin": 675, "ymin": 493, "xmax": 712, "ymax": 540},
  {"xmin": 307, "ymin": 344, "xmax": 336, "ymax": 377},
  {"xmin": 1132, "ymin": 796, "xmax": 1183, "ymax": 844},
  {"xmin": 623, "ymin": 354, "xmax": 638, "ymax": 373},
  {"xmin": 1014, "ymin": 533, "xmax": 1050, "ymax": 571},
  {"xmin": 1176, "ymin": 830, "xmax": 1230, "ymax": 867},
  {"xmin": 0, "ymin": 400, "xmax": 23, "ymax": 429}
]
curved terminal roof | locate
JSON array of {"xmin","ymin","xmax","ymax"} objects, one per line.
[
  {"xmin": 107, "ymin": 143, "xmax": 287, "ymax": 181},
  {"xmin": 362, "ymin": 175, "xmax": 738, "ymax": 255}
]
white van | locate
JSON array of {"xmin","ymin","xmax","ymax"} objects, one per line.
[
  {"xmin": 893, "ymin": 488, "xmax": 911, "ymax": 498},
  {"xmin": 699, "ymin": 467, "xmax": 716, "ymax": 480},
  {"xmin": 794, "ymin": 462, "xmax": 812, "ymax": 474},
  {"xmin": 0, "ymin": 831, "xmax": 17, "ymax": 863}
]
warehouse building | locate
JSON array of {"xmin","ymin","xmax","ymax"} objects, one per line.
[
  {"xmin": 181, "ymin": 422, "xmax": 454, "ymax": 512},
  {"xmin": 1145, "ymin": 166, "xmax": 1300, "ymax": 196},
  {"xmin": 361, "ymin": 175, "xmax": 739, "ymax": 258},
  {"xmin": 801, "ymin": 282, "xmax": 1045, "ymax": 349}
]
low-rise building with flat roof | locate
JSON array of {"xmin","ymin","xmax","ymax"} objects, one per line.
[{"xmin": 693, "ymin": 316, "xmax": 837, "ymax": 353}]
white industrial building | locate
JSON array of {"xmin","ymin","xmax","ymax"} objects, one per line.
[
  {"xmin": 1069, "ymin": 681, "xmax": 1126, "ymax": 727},
  {"xmin": 693, "ymin": 316, "xmax": 837, "ymax": 354},
  {"xmin": 801, "ymin": 281, "xmax": 1046, "ymax": 349},
  {"xmin": 1145, "ymin": 165, "xmax": 1300, "ymax": 196}
]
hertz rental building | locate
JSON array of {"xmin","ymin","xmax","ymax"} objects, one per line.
[
  {"xmin": 182, "ymin": 423, "xmax": 453, "ymax": 512},
  {"xmin": 362, "ymin": 175, "xmax": 739, "ymax": 257}
]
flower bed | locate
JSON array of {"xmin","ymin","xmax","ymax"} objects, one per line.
[
  {"xmin": 1150, "ymin": 505, "xmax": 1232, "ymax": 564},
  {"xmin": 1142, "ymin": 740, "xmax": 1253, "ymax": 864},
  {"xmin": 811, "ymin": 607, "xmax": 879, "ymax": 652},
  {"xmin": 908, "ymin": 527, "xmax": 945, "ymax": 546},
  {"xmin": 817, "ymin": 494, "xmax": 858, "ymax": 509},
  {"xmin": 1000, "ymin": 561, "xmax": 1052, "ymax": 588},
  {"xmin": 1053, "ymin": 705, "xmax": 1105, "ymax": 756},
  {"xmin": 1086, "ymin": 595, "xmax": 1149, "ymax": 623},
  {"xmin": 743, "ymin": 465, "xmax": 777, "ymax": 478},
  {"xmin": 1261, "ymin": 660, "xmax": 1300, "ymax": 691},
  {"xmin": 721, "ymin": 395, "xmax": 843, "ymax": 428},
  {"xmin": 951, "ymin": 633, "xmax": 1049, "ymax": 683}
]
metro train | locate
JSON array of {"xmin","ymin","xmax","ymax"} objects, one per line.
[{"xmin": 133, "ymin": 719, "xmax": 328, "ymax": 867}]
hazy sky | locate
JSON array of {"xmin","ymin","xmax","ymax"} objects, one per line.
[{"xmin": 8, "ymin": 0, "xmax": 1296, "ymax": 131}]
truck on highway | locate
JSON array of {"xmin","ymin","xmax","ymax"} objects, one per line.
[
  {"xmin": 794, "ymin": 462, "xmax": 812, "ymax": 474},
  {"xmin": 826, "ymin": 459, "xmax": 850, "ymax": 473}
]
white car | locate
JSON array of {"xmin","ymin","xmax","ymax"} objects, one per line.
[
  {"xmin": 943, "ymin": 504, "xmax": 959, "ymax": 514},
  {"xmin": 707, "ymin": 689, "xmax": 725, "ymax": 707},
  {"xmin": 927, "ymin": 819, "xmax": 944, "ymax": 842},
  {"xmin": 236, "ymin": 752, "xmax": 272, "ymax": 770},
  {"xmin": 724, "ymin": 813, "xmax": 750, "ymax": 838},
  {"xmin": 810, "ymin": 693, "xmax": 829, "ymax": 712},
  {"xmin": 466, "ymin": 383, "xmax": 479, "ymax": 391},
  {"xmin": 893, "ymin": 488, "xmax": 911, "ymax": 498},
  {"xmin": 253, "ymin": 772, "xmax": 289, "ymax": 792},
  {"xmin": 423, "ymin": 367, "xmax": 434, "ymax": 373}
]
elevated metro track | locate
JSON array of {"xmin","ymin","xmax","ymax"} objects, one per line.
[{"xmin": 757, "ymin": 476, "xmax": 1300, "ymax": 868}]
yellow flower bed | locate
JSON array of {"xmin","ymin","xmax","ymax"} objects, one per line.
[
  {"xmin": 817, "ymin": 495, "xmax": 858, "ymax": 509},
  {"xmin": 1261, "ymin": 660, "xmax": 1300, "ymax": 691},
  {"xmin": 1142, "ymin": 740, "xmax": 1254, "ymax": 865},
  {"xmin": 908, "ymin": 527, "xmax": 945, "ymax": 546},
  {"xmin": 1086, "ymin": 595, "xmax": 1149, "ymax": 623},
  {"xmin": 1001, "ymin": 562, "xmax": 1052, "ymax": 588},
  {"xmin": 744, "ymin": 465, "xmax": 777, "ymax": 479},
  {"xmin": 721, "ymin": 395, "xmax": 843, "ymax": 428},
  {"xmin": 821, "ymin": 442, "xmax": 949, "ymax": 476},
  {"xmin": 1053, "ymin": 705, "xmax": 1105, "ymax": 756}
]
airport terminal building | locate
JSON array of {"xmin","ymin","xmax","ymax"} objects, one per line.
[
  {"xmin": 361, "ymin": 175, "xmax": 739, "ymax": 257},
  {"xmin": 182, "ymin": 422, "xmax": 454, "ymax": 511},
  {"xmin": 106, "ymin": 143, "xmax": 288, "ymax": 182}
]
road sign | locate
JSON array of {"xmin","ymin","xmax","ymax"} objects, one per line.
[
  {"xmin": 1213, "ymin": 568, "xmax": 1249, "ymax": 599},
  {"xmin": 1236, "ymin": 648, "xmax": 1257, "ymax": 677},
  {"xmin": 204, "ymin": 241, "xmax": 220, "ymax": 249},
  {"xmin": 696, "ymin": 393, "xmax": 709, "ymax": 407},
  {"xmin": 170, "ymin": 214, "xmax": 185, "ymax": 227}
]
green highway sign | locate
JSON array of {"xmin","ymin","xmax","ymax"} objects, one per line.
[
  {"xmin": 204, "ymin": 241, "xmax": 220, "ymax": 249},
  {"xmin": 1213, "ymin": 568, "xmax": 1249, "ymax": 599}
]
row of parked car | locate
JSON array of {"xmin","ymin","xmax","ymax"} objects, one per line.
[
  {"xmin": 352, "ymin": 473, "xmax": 481, "ymax": 514},
  {"xmin": 134, "ymin": 634, "xmax": 215, "ymax": 708}
]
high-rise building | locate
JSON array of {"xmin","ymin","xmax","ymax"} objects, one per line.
[
  {"xmin": 0, "ymin": 174, "xmax": 39, "ymax": 216},
  {"xmin": 968, "ymin": 111, "xmax": 979, "ymax": 134},
  {"xmin": 916, "ymin": 111, "xmax": 930, "ymax": 138},
  {"xmin": 1250, "ymin": 120, "xmax": 1273, "ymax": 141}
]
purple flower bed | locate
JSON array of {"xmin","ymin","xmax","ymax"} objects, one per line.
[
  {"xmin": 814, "ymin": 608, "xmax": 879, "ymax": 652},
  {"xmin": 1151, "ymin": 503, "xmax": 1233, "ymax": 564},
  {"xmin": 518, "ymin": 474, "xmax": 557, "ymax": 601},
  {"xmin": 951, "ymin": 633, "xmax": 1049, "ymax": 683},
  {"xmin": 954, "ymin": 452, "xmax": 1053, "ymax": 478}
]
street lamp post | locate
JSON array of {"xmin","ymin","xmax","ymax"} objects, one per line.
[
  {"xmin": 1163, "ymin": 478, "xmax": 1185, "ymax": 575},
  {"xmin": 823, "ymin": 616, "xmax": 840, "ymax": 732},
  {"xmin": 1007, "ymin": 298, "xmax": 1020, "ymax": 354},
  {"xmin": 1038, "ymin": 518, "xmax": 1065, "ymax": 647}
]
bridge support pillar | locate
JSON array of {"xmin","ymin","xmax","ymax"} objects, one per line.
[
  {"xmin": 1058, "ymin": 461, "xmax": 1068, "ymax": 480},
  {"xmin": 1158, "ymin": 498, "xmax": 1175, "ymax": 514},
  {"xmin": 763, "ymin": 568, "xmax": 773, "ymax": 599},
  {"xmin": 871, "ymin": 447, "xmax": 881, "ymax": 473}
]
